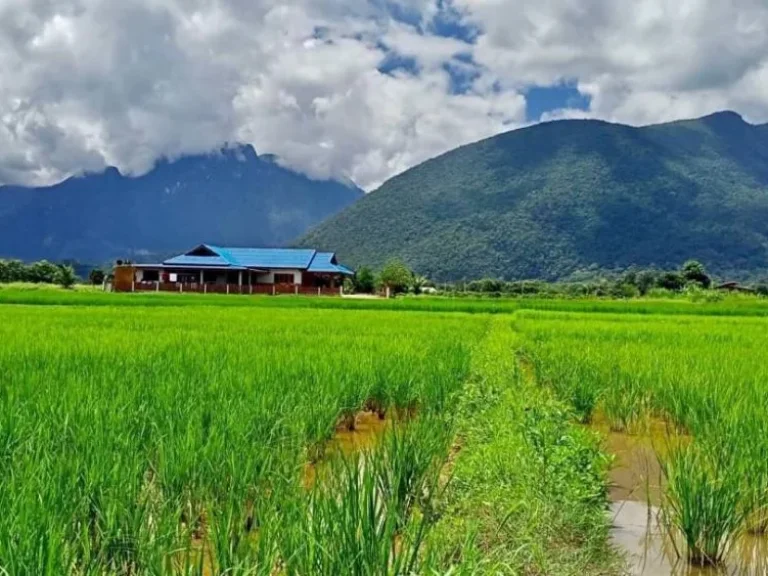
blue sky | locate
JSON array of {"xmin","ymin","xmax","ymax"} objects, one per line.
[
  {"xmin": 377, "ymin": 1, "xmax": 592, "ymax": 123},
  {"xmin": 525, "ymin": 84, "xmax": 592, "ymax": 122}
]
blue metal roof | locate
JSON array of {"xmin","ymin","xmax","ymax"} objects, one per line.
[
  {"xmin": 160, "ymin": 245, "xmax": 354, "ymax": 274},
  {"xmin": 207, "ymin": 246, "xmax": 317, "ymax": 269},
  {"xmin": 163, "ymin": 254, "xmax": 232, "ymax": 267},
  {"xmin": 307, "ymin": 252, "xmax": 354, "ymax": 275}
]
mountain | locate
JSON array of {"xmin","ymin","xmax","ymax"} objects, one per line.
[
  {"xmin": 299, "ymin": 112, "xmax": 768, "ymax": 281},
  {"xmin": 0, "ymin": 145, "xmax": 362, "ymax": 263}
]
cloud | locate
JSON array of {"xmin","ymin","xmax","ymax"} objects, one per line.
[
  {"xmin": 0, "ymin": 0, "xmax": 767, "ymax": 190},
  {"xmin": 459, "ymin": 0, "xmax": 768, "ymax": 125}
]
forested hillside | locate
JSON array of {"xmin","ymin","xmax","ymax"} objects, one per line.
[{"xmin": 299, "ymin": 112, "xmax": 768, "ymax": 281}]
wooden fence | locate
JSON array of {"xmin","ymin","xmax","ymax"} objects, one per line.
[{"xmin": 130, "ymin": 281, "xmax": 342, "ymax": 297}]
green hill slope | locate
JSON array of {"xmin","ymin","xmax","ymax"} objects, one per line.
[{"xmin": 298, "ymin": 112, "xmax": 768, "ymax": 281}]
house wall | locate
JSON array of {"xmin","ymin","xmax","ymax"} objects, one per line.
[
  {"xmin": 114, "ymin": 266, "xmax": 136, "ymax": 292},
  {"xmin": 255, "ymin": 269, "xmax": 303, "ymax": 284},
  {"xmin": 134, "ymin": 268, "xmax": 306, "ymax": 286}
]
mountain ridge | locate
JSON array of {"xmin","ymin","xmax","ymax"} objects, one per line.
[
  {"xmin": 0, "ymin": 144, "xmax": 362, "ymax": 263},
  {"xmin": 298, "ymin": 111, "xmax": 768, "ymax": 281}
]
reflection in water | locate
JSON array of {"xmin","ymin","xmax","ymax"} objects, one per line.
[
  {"xmin": 611, "ymin": 501, "xmax": 768, "ymax": 576},
  {"xmin": 596, "ymin": 418, "xmax": 768, "ymax": 575}
]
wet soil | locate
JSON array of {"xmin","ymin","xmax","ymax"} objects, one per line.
[
  {"xmin": 304, "ymin": 411, "xmax": 390, "ymax": 488},
  {"xmin": 611, "ymin": 500, "xmax": 768, "ymax": 576},
  {"xmin": 590, "ymin": 413, "xmax": 681, "ymax": 505},
  {"xmin": 594, "ymin": 418, "xmax": 768, "ymax": 575},
  {"xmin": 331, "ymin": 411, "xmax": 391, "ymax": 455}
]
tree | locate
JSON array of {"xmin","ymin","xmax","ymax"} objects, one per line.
[
  {"xmin": 410, "ymin": 274, "xmax": 430, "ymax": 295},
  {"xmin": 681, "ymin": 260, "xmax": 712, "ymax": 288},
  {"xmin": 89, "ymin": 268, "xmax": 106, "ymax": 286},
  {"xmin": 657, "ymin": 271, "xmax": 685, "ymax": 291},
  {"xmin": 6, "ymin": 260, "xmax": 27, "ymax": 282},
  {"xmin": 353, "ymin": 266, "xmax": 376, "ymax": 294},
  {"xmin": 56, "ymin": 265, "xmax": 78, "ymax": 289},
  {"xmin": 27, "ymin": 260, "xmax": 60, "ymax": 283},
  {"xmin": 635, "ymin": 270, "xmax": 658, "ymax": 295},
  {"xmin": 610, "ymin": 281, "xmax": 639, "ymax": 299},
  {"xmin": 378, "ymin": 259, "xmax": 413, "ymax": 295}
]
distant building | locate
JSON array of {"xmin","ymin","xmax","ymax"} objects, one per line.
[
  {"xmin": 716, "ymin": 281, "xmax": 756, "ymax": 293},
  {"xmin": 114, "ymin": 244, "xmax": 354, "ymax": 295}
]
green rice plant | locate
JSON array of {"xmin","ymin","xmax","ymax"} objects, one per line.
[
  {"xmin": 6, "ymin": 285, "xmax": 768, "ymax": 574},
  {"xmin": 730, "ymin": 409, "xmax": 768, "ymax": 535},
  {"xmin": 0, "ymin": 303, "xmax": 485, "ymax": 574},
  {"xmin": 601, "ymin": 367, "xmax": 648, "ymax": 433},
  {"xmin": 515, "ymin": 308, "xmax": 768, "ymax": 572},
  {"xmin": 3, "ymin": 285, "xmax": 768, "ymax": 317},
  {"xmin": 374, "ymin": 416, "xmax": 453, "ymax": 531},
  {"xmin": 282, "ymin": 437, "xmax": 444, "ymax": 576},
  {"xmin": 659, "ymin": 441, "xmax": 748, "ymax": 566}
]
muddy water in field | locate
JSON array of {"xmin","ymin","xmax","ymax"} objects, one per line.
[
  {"xmin": 611, "ymin": 500, "xmax": 768, "ymax": 576},
  {"xmin": 332, "ymin": 411, "xmax": 391, "ymax": 455},
  {"xmin": 597, "ymin": 420, "xmax": 768, "ymax": 575},
  {"xmin": 303, "ymin": 411, "xmax": 390, "ymax": 488}
]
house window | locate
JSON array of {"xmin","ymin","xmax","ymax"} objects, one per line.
[
  {"xmin": 143, "ymin": 270, "xmax": 159, "ymax": 282},
  {"xmin": 274, "ymin": 273, "xmax": 295, "ymax": 284}
]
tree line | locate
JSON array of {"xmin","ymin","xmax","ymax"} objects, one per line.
[
  {"xmin": 350, "ymin": 259, "xmax": 768, "ymax": 298},
  {"xmin": 0, "ymin": 259, "xmax": 106, "ymax": 288}
]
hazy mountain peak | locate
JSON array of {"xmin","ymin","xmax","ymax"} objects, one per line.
[
  {"xmin": 0, "ymin": 147, "xmax": 362, "ymax": 263},
  {"xmin": 103, "ymin": 166, "xmax": 123, "ymax": 178},
  {"xmin": 218, "ymin": 143, "xmax": 259, "ymax": 162},
  {"xmin": 700, "ymin": 110, "xmax": 745, "ymax": 123}
]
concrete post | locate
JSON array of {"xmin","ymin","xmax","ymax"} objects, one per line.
[
  {"xmin": 386, "ymin": 286, "xmax": 391, "ymax": 299},
  {"xmin": 238, "ymin": 271, "xmax": 242, "ymax": 287},
  {"xmin": 227, "ymin": 284, "xmax": 230, "ymax": 295},
  {"xmin": 156, "ymin": 281, "xmax": 159, "ymax": 292},
  {"xmin": 318, "ymin": 287, "xmax": 321, "ymax": 297},
  {"xmin": 204, "ymin": 283, "xmax": 207, "ymax": 294},
  {"xmin": 199, "ymin": 270, "xmax": 204, "ymax": 284},
  {"xmin": 295, "ymin": 284, "xmax": 299, "ymax": 295},
  {"xmin": 179, "ymin": 283, "xmax": 183, "ymax": 293},
  {"xmin": 131, "ymin": 280, "xmax": 135, "ymax": 293},
  {"xmin": 272, "ymin": 285, "xmax": 276, "ymax": 296},
  {"xmin": 340, "ymin": 285, "xmax": 343, "ymax": 297},
  {"xmin": 250, "ymin": 285, "xmax": 253, "ymax": 295}
]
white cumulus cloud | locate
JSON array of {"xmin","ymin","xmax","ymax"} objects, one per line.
[{"xmin": 0, "ymin": 0, "xmax": 766, "ymax": 190}]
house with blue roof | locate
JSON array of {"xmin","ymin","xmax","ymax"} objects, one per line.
[{"xmin": 118, "ymin": 244, "xmax": 354, "ymax": 295}]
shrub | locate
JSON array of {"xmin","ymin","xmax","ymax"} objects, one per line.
[
  {"xmin": 89, "ymin": 268, "xmax": 106, "ymax": 286},
  {"xmin": 378, "ymin": 259, "xmax": 413, "ymax": 294},
  {"xmin": 681, "ymin": 260, "xmax": 712, "ymax": 289},
  {"xmin": 610, "ymin": 282, "xmax": 640, "ymax": 299},
  {"xmin": 56, "ymin": 265, "xmax": 78, "ymax": 289},
  {"xmin": 657, "ymin": 272, "xmax": 686, "ymax": 291},
  {"xmin": 353, "ymin": 267, "xmax": 376, "ymax": 294},
  {"xmin": 27, "ymin": 260, "xmax": 60, "ymax": 284},
  {"xmin": 636, "ymin": 270, "xmax": 658, "ymax": 295}
]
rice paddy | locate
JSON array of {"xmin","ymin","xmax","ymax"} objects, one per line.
[
  {"xmin": 2, "ymin": 290, "xmax": 768, "ymax": 574},
  {"xmin": 518, "ymin": 310, "xmax": 768, "ymax": 573}
]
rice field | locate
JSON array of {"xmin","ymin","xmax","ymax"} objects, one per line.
[
  {"xmin": 0, "ymin": 304, "xmax": 493, "ymax": 574},
  {"xmin": 517, "ymin": 310, "xmax": 768, "ymax": 571},
  {"xmin": 2, "ymin": 291, "xmax": 768, "ymax": 574}
]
